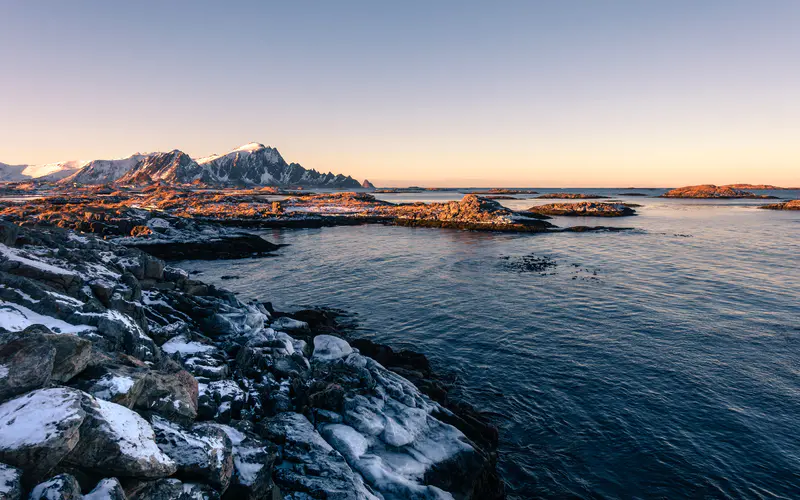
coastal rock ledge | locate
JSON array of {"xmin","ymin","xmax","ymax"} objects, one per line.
[{"xmin": 0, "ymin": 221, "xmax": 504, "ymax": 500}]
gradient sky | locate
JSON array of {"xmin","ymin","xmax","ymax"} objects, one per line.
[{"xmin": 1, "ymin": 1, "xmax": 799, "ymax": 187}]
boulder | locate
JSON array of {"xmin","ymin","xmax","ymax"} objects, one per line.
[
  {"xmin": 133, "ymin": 370, "xmax": 198, "ymax": 425},
  {"xmin": 83, "ymin": 478, "xmax": 127, "ymax": 500},
  {"xmin": 45, "ymin": 333, "xmax": 92, "ymax": 383},
  {"xmin": 270, "ymin": 317, "xmax": 309, "ymax": 332},
  {"xmin": 0, "ymin": 332, "xmax": 55, "ymax": 403},
  {"xmin": 78, "ymin": 363, "xmax": 149, "ymax": 408},
  {"xmin": 126, "ymin": 478, "xmax": 220, "ymax": 500},
  {"xmin": 0, "ymin": 388, "xmax": 87, "ymax": 483},
  {"xmin": 312, "ymin": 335, "xmax": 353, "ymax": 362},
  {"xmin": 197, "ymin": 380, "xmax": 245, "ymax": 423},
  {"xmin": 263, "ymin": 412, "xmax": 379, "ymax": 500},
  {"xmin": 28, "ymin": 473, "xmax": 82, "ymax": 500},
  {"xmin": 0, "ymin": 463, "xmax": 22, "ymax": 500},
  {"xmin": 151, "ymin": 416, "xmax": 234, "ymax": 492},
  {"xmin": 198, "ymin": 423, "xmax": 276, "ymax": 500},
  {"xmin": 65, "ymin": 396, "xmax": 177, "ymax": 479}
]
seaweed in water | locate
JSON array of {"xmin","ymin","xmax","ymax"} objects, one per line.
[{"xmin": 500, "ymin": 253, "xmax": 558, "ymax": 274}]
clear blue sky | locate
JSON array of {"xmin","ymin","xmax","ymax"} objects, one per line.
[{"xmin": 1, "ymin": 1, "xmax": 798, "ymax": 186}]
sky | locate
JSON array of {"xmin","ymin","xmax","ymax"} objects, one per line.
[{"xmin": 1, "ymin": 1, "xmax": 799, "ymax": 187}]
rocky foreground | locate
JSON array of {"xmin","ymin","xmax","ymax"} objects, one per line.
[
  {"xmin": 526, "ymin": 202, "xmax": 636, "ymax": 217},
  {"xmin": 758, "ymin": 199, "xmax": 800, "ymax": 210},
  {"xmin": 0, "ymin": 222, "xmax": 503, "ymax": 499},
  {"xmin": 660, "ymin": 185, "xmax": 778, "ymax": 199}
]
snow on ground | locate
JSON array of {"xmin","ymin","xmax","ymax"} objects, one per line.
[
  {"xmin": 0, "ymin": 244, "xmax": 77, "ymax": 276},
  {"xmin": 0, "ymin": 300, "xmax": 95, "ymax": 334}
]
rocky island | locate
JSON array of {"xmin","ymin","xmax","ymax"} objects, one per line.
[
  {"xmin": 0, "ymin": 221, "xmax": 504, "ymax": 499},
  {"xmin": 527, "ymin": 202, "xmax": 636, "ymax": 217},
  {"xmin": 758, "ymin": 199, "xmax": 800, "ymax": 210},
  {"xmin": 660, "ymin": 185, "xmax": 779, "ymax": 199},
  {"xmin": 536, "ymin": 193, "xmax": 609, "ymax": 199}
]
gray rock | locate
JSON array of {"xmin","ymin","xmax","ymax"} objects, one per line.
[
  {"xmin": 78, "ymin": 363, "xmax": 149, "ymax": 408},
  {"xmin": 198, "ymin": 423, "xmax": 277, "ymax": 500},
  {"xmin": 0, "ymin": 332, "xmax": 55, "ymax": 403},
  {"xmin": 46, "ymin": 334, "xmax": 92, "ymax": 383},
  {"xmin": 134, "ymin": 370, "xmax": 198, "ymax": 425},
  {"xmin": 0, "ymin": 463, "xmax": 22, "ymax": 500},
  {"xmin": 28, "ymin": 473, "xmax": 82, "ymax": 500},
  {"xmin": 263, "ymin": 412, "xmax": 379, "ymax": 500},
  {"xmin": 84, "ymin": 478, "xmax": 127, "ymax": 500},
  {"xmin": 151, "ymin": 416, "xmax": 233, "ymax": 492},
  {"xmin": 197, "ymin": 380, "xmax": 245, "ymax": 423},
  {"xmin": 0, "ymin": 388, "xmax": 87, "ymax": 483},
  {"xmin": 126, "ymin": 478, "xmax": 219, "ymax": 500},
  {"xmin": 64, "ymin": 393, "xmax": 176, "ymax": 479}
]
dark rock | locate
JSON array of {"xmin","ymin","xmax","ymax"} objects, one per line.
[
  {"xmin": 151, "ymin": 416, "xmax": 234, "ymax": 493},
  {"xmin": 28, "ymin": 473, "xmax": 82, "ymax": 500},
  {"xmin": 0, "ymin": 331, "xmax": 56, "ymax": 403},
  {"xmin": 46, "ymin": 334, "xmax": 92, "ymax": 383},
  {"xmin": 199, "ymin": 423, "xmax": 278, "ymax": 500},
  {"xmin": 197, "ymin": 380, "xmax": 245, "ymax": 423},
  {"xmin": 83, "ymin": 478, "xmax": 127, "ymax": 500},
  {"xmin": 126, "ymin": 478, "xmax": 219, "ymax": 500},
  {"xmin": 134, "ymin": 370, "xmax": 198, "ymax": 425}
]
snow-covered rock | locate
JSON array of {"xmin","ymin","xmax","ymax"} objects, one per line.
[
  {"xmin": 312, "ymin": 335, "xmax": 353, "ymax": 362},
  {"xmin": 151, "ymin": 415, "xmax": 234, "ymax": 492},
  {"xmin": 0, "ymin": 388, "xmax": 87, "ymax": 482},
  {"xmin": 270, "ymin": 317, "xmax": 309, "ymax": 332},
  {"xmin": 83, "ymin": 478, "xmax": 126, "ymax": 500},
  {"xmin": 0, "ymin": 463, "xmax": 22, "ymax": 500},
  {"xmin": 28, "ymin": 473, "xmax": 82, "ymax": 500},
  {"xmin": 200, "ymin": 423, "xmax": 277, "ymax": 500},
  {"xmin": 69, "ymin": 396, "xmax": 177, "ymax": 478},
  {"xmin": 264, "ymin": 412, "xmax": 380, "ymax": 500}
]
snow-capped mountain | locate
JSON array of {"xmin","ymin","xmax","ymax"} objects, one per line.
[
  {"xmin": 0, "ymin": 160, "xmax": 87, "ymax": 182},
  {"xmin": 3, "ymin": 142, "xmax": 363, "ymax": 188},
  {"xmin": 194, "ymin": 142, "xmax": 361, "ymax": 188}
]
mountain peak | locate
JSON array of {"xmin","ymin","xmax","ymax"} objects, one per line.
[{"xmin": 235, "ymin": 142, "xmax": 266, "ymax": 153}]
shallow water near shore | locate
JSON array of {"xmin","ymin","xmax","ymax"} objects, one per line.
[{"xmin": 179, "ymin": 190, "xmax": 800, "ymax": 499}]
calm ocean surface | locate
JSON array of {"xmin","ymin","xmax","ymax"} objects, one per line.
[{"xmin": 180, "ymin": 189, "xmax": 800, "ymax": 499}]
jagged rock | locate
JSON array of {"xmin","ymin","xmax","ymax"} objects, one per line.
[
  {"xmin": 64, "ymin": 394, "xmax": 177, "ymax": 479},
  {"xmin": 126, "ymin": 478, "xmax": 220, "ymax": 500},
  {"xmin": 263, "ymin": 412, "xmax": 379, "ymax": 500},
  {"xmin": 197, "ymin": 380, "xmax": 245, "ymax": 423},
  {"xmin": 270, "ymin": 317, "xmax": 309, "ymax": 332},
  {"xmin": 151, "ymin": 416, "xmax": 234, "ymax": 492},
  {"xmin": 84, "ymin": 478, "xmax": 127, "ymax": 500},
  {"xmin": 46, "ymin": 333, "xmax": 93, "ymax": 383},
  {"xmin": 0, "ymin": 463, "xmax": 22, "ymax": 500},
  {"xmin": 199, "ymin": 423, "xmax": 277, "ymax": 500},
  {"xmin": 0, "ymin": 388, "xmax": 87, "ymax": 483},
  {"xmin": 133, "ymin": 370, "xmax": 198, "ymax": 425},
  {"xmin": 28, "ymin": 473, "xmax": 82, "ymax": 500},
  {"xmin": 0, "ymin": 332, "xmax": 55, "ymax": 403},
  {"xmin": 76, "ymin": 363, "xmax": 149, "ymax": 408},
  {"xmin": 0, "ymin": 222, "xmax": 19, "ymax": 246}
]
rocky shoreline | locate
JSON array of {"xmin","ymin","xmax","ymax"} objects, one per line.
[
  {"xmin": 0, "ymin": 221, "xmax": 504, "ymax": 499},
  {"xmin": 758, "ymin": 200, "xmax": 800, "ymax": 210},
  {"xmin": 0, "ymin": 190, "xmax": 633, "ymax": 255},
  {"xmin": 660, "ymin": 184, "xmax": 779, "ymax": 199},
  {"xmin": 526, "ymin": 202, "xmax": 636, "ymax": 217}
]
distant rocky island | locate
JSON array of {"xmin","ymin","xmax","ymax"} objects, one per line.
[
  {"xmin": 0, "ymin": 143, "xmax": 362, "ymax": 189},
  {"xmin": 536, "ymin": 193, "xmax": 609, "ymax": 199},
  {"xmin": 527, "ymin": 202, "xmax": 636, "ymax": 217},
  {"xmin": 660, "ymin": 185, "xmax": 779, "ymax": 199},
  {"xmin": 759, "ymin": 200, "xmax": 800, "ymax": 210}
]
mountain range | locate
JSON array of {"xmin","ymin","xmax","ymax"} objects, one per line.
[{"xmin": 0, "ymin": 142, "xmax": 362, "ymax": 188}]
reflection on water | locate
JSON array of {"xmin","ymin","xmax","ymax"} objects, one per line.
[{"xmin": 179, "ymin": 192, "xmax": 800, "ymax": 499}]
